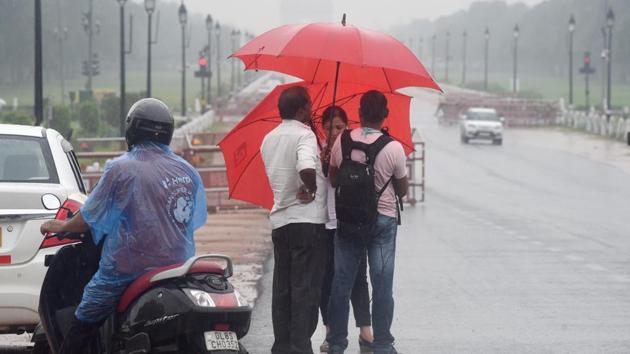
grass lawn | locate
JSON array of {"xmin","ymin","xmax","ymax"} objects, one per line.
[{"xmin": 0, "ymin": 68, "xmax": 239, "ymax": 112}]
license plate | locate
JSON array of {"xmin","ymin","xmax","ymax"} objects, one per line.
[{"xmin": 204, "ymin": 331, "xmax": 239, "ymax": 351}]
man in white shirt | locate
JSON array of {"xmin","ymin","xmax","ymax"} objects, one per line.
[{"xmin": 261, "ymin": 86, "xmax": 328, "ymax": 354}]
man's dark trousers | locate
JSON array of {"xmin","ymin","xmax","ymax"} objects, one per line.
[{"xmin": 271, "ymin": 222, "xmax": 327, "ymax": 354}]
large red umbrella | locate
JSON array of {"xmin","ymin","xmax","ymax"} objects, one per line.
[
  {"xmin": 217, "ymin": 81, "xmax": 414, "ymax": 209},
  {"xmin": 232, "ymin": 21, "xmax": 441, "ymax": 93}
]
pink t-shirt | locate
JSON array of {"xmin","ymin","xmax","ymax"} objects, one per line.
[{"xmin": 330, "ymin": 128, "xmax": 407, "ymax": 218}]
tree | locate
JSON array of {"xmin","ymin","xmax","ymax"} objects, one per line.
[{"xmin": 78, "ymin": 101, "xmax": 100, "ymax": 137}]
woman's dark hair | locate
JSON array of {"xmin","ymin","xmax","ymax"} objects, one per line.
[
  {"xmin": 321, "ymin": 105, "xmax": 348, "ymax": 128},
  {"xmin": 278, "ymin": 86, "xmax": 310, "ymax": 120},
  {"xmin": 359, "ymin": 90, "xmax": 389, "ymax": 124}
]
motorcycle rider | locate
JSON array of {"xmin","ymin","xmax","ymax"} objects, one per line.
[{"xmin": 40, "ymin": 98, "xmax": 207, "ymax": 353}]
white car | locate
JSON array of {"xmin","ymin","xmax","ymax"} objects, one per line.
[
  {"xmin": 459, "ymin": 108, "xmax": 504, "ymax": 145},
  {"xmin": 0, "ymin": 124, "xmax": 86, "ymax": 334}
]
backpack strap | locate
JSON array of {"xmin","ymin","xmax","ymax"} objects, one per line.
[{"xmin": 365, "ymin": 133, "xmax": 394, "ymax": 166}]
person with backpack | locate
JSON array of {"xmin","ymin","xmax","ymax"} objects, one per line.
[
  {"xmin": 326, "ymin": 90, "xmax": 409, "ymax": 354},
  {"xmin": 318, "ymin": 106, "xmax": 374, "ymax": 353}
]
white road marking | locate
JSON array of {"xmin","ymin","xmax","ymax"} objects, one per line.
[
  {"xmin": 584, "ymin": 263, "xmax": 607, "ymax": 272},
  {"xmin": 546, "ymin": 247, "xmax": 562, "ymax": 253},
  {"xmin": 610, "ymin": 274, "xmax": 630, "ymax": 283},
  {"xmin": 564, "ymin": 254, "xmax": 584, "ymax": 262}
]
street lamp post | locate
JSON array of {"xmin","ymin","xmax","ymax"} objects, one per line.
[
  {"xmin": 431, "ymin": 34, "xmax": 436, "ymax": 76},
  {"xmin": 512, "ymin": 24, "xmax": 520, "ymax": 94},
  {"xmin": 445, "ymin": 31, "xmax": 450, "ymax": 82},
  {"xmin": 179, "ymin": 3, "xmax": 187, "ymax": 117},
  {"xmin": 116, "ymin": 0, "xmax": 131, "ymax": 136},
  {"xmin": 215, "ymin": 22, "xmax": 222, "ymax": 99},
  {"xmin": 462, "ymin": 30, "xmax": 467, "ymax": 85},
  {"xmin": 484, "ymin": 27, "xmax": 489, "ymax": 91},
  {"xmin": 206, "ymin": 15, "xmax": 213, "ymax": 105},
  {"xmin": 606, "ymin": 8, "xmax": 614, "ymax": 112},
  {"xmin": 82, "ymin": 0, "xmax": 98, "ymax": 93},
  {"xmin": 145, "ymin": 0, "xmax": 157, "ymax": 97},
  {"xmin": 236, "ymin": 30, "xmax": 242, "ymax": 88},
  {"xmin": 34, "ymin": 0, "xmax": 43, "ymax": 125},
  {"xmin": 54, "ymin": 27, "xmax": 68, "ymax": 105},
  {"xmin": 568, "ymin": 15, "xmax": 575, "ymax": 107},
  {"xmin": 230, "ymin": 29, "xmax": 236, "ymax": 92}
]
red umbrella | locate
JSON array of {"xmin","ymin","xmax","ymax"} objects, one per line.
[
  {"xmin": 217, "ymin": 81, "xmax": 414, "ymax": 209},
  {"xmin": 232, "ymin": 20, "xmax": 441, "ymax": 93}
]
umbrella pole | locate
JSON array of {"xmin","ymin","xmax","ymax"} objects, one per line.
[
  {"xmin": 323, "ymin": 13, "xmax": 346, "ymax": 176},
  {"xmin": 323, "ymin": 60, "xmax": 340, "ymax": 176}
]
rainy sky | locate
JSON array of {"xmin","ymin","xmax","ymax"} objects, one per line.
[{"xmin": 156, "ymin": 0, "xmax": 544, "ymax": 34}]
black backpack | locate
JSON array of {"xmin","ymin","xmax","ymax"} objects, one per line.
[{"xmin": 335, "ymin": 130, "xmax": 395, "ymax": 228}]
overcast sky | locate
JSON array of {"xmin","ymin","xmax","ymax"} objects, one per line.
[{"xmin": 158, "ymin": 0, "xmax": 544, "ymax": 34}]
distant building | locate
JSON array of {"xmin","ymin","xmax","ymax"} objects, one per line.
[{"xmin": 280, "ymin": 0, "xmax": 334, "ymax": 24}]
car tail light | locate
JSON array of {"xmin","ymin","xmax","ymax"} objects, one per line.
[{"xmin": 40, "ymin": 199, "xmax": 83, "ymax": 249}]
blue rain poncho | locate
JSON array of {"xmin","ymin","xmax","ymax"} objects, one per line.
[{"xmin": 75, "ymin": 141, "xmax": 207, "ymax": 322}]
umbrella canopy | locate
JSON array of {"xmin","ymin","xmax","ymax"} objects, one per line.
[
  {"xmin": 218, "ymin": 81, "xmax": 414, "ymax": 209},
  {"xmin": 232, "ymin": 22, "xmax": 441, "ymax": 93}
]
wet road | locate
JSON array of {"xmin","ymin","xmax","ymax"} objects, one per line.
[{"xmin": 243, "ymin": 89, "xmax": 630, "ymax": 353}]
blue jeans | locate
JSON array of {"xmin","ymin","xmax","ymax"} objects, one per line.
[{"xmin": 327, "ymin": 214, "xmax": 398, "ymax": 354}]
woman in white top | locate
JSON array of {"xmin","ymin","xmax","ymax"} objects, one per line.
[{"xmin": 319, "ymin": 106, "xmax": 373, "ymax": 352}]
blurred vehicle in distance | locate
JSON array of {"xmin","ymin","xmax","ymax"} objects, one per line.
[
  {"xmin": 0, "ymin": 124, "xmax": 86, "ymax": 334},
  {"xmin": 459, "ymin": 108, "xmax": 504, "ymax": 145}
]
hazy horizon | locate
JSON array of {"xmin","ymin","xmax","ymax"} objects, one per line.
[{"xmin": 153, "ymin": 0, "xmax": 545, "ymax": 34}]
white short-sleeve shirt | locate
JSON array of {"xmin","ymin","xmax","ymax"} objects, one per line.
[{"xmin": 261, "ymin": 119, "xmax": 327, "ymax": 229}]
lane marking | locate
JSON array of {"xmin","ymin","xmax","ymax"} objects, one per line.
[
  {"xmin": 531, "ymin": 241, "xmax": 543, "ymax": 246},
  {"xmin": 546, "ymin": 247, "xmax": 562, "ymax": 253},
  {"xmin": 564, "ymin": 254, "xmax": 584, "ymax": 262},
  {"xmin": 610, "ymin": 274, "xmax": 630, "ymax": 283},
  {"xmin": 584, "ymin": 263, "xmax": 607, "ymax": 272}
]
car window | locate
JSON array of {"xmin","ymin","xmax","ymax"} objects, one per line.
[
  {"xmin": 467, "ymin": 111, "xmax": 499, "ymax": 121},
  {"xmin": 0, "ymin": 135, "xmax": 59, "ymax": 183},
  {"xmin": 66, "ymin": 150, "xmax": 87, "ymax": 194}
]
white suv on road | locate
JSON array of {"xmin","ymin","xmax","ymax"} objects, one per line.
[
  {"xmin": 0, "ymin": 124, "xmax": 86, "ymax": 334},
  {"xmin": 459, "ymin": 108, "xmax": 504, "ymax": 145}
]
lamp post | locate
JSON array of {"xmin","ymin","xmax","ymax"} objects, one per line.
[
  {"xmin": 205, "ymin": 14, "xmax": 213, "ymax": 105},
  {"xmin": 230, "ymin": 29, "xmax": 237, "ymax": 92},
  {"xmin": 444, "ymin": 31, "xmax": 450, "ymax": 82},
  {"xmin": 34, "ymin": 0, "xmax": 43, "ymax": 125},
  {"xmin": 53, "ymin": 27, "xmax": 68, "ymax": 105},
  {"xmin": 116, "ymin": 0, "xmax": 128, "ymax": 136},
  {"xmin": 606, "ymin": 8, "xmax": 614, "ymax": 112},
  {"xmin": 461, "ymin": 30, "xmax": 467, "ymax": 85},
  {"xmin": 179, "ymin": 3, "xmax": 187, "ymax": 116},
  {"xmin": 484, "ymin": 27, "xmax": 489, "ymax": 91},
  {"xmin": 512, "ymin": 24, "xmax": 519, "ymax": 94},
  {"xmin": 215, "ymin": 22, "xmax": 222, "ymax": 99},
  {"xmin": 431, "ymin": 34, "xmax": 436, "ymax": 76},
  {"xmin": 83, "ymin": 0, "xmax": 96, "ymax": 92},
  {"xmin": 145, "ymin": 0, "xmax": 156, "ymax": 97},
  {"xmin": 568, "ymin": 15, "xmax": 575, "ymax": 106}
]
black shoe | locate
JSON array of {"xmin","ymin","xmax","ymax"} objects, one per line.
[{"xmin": 358, "ymin": 336, "xmax": 373, "ymax": 353}]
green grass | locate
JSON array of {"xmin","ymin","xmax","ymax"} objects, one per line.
[
  {"xmin": 0, "ymin": 68, "xmax": 239, "ymax": 113},
  {"xmin": 445, "ymin": 70, "xmax": 630, "ymax": 108}
]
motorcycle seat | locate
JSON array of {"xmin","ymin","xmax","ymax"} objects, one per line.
[{"xmin": 117, "ymin": 260, "xmax": 224, "ymax": 313}]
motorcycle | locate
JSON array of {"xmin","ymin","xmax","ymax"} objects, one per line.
[{"xmin": 31, "ymin": 198, "xmax": 252, "ymax": 353}]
